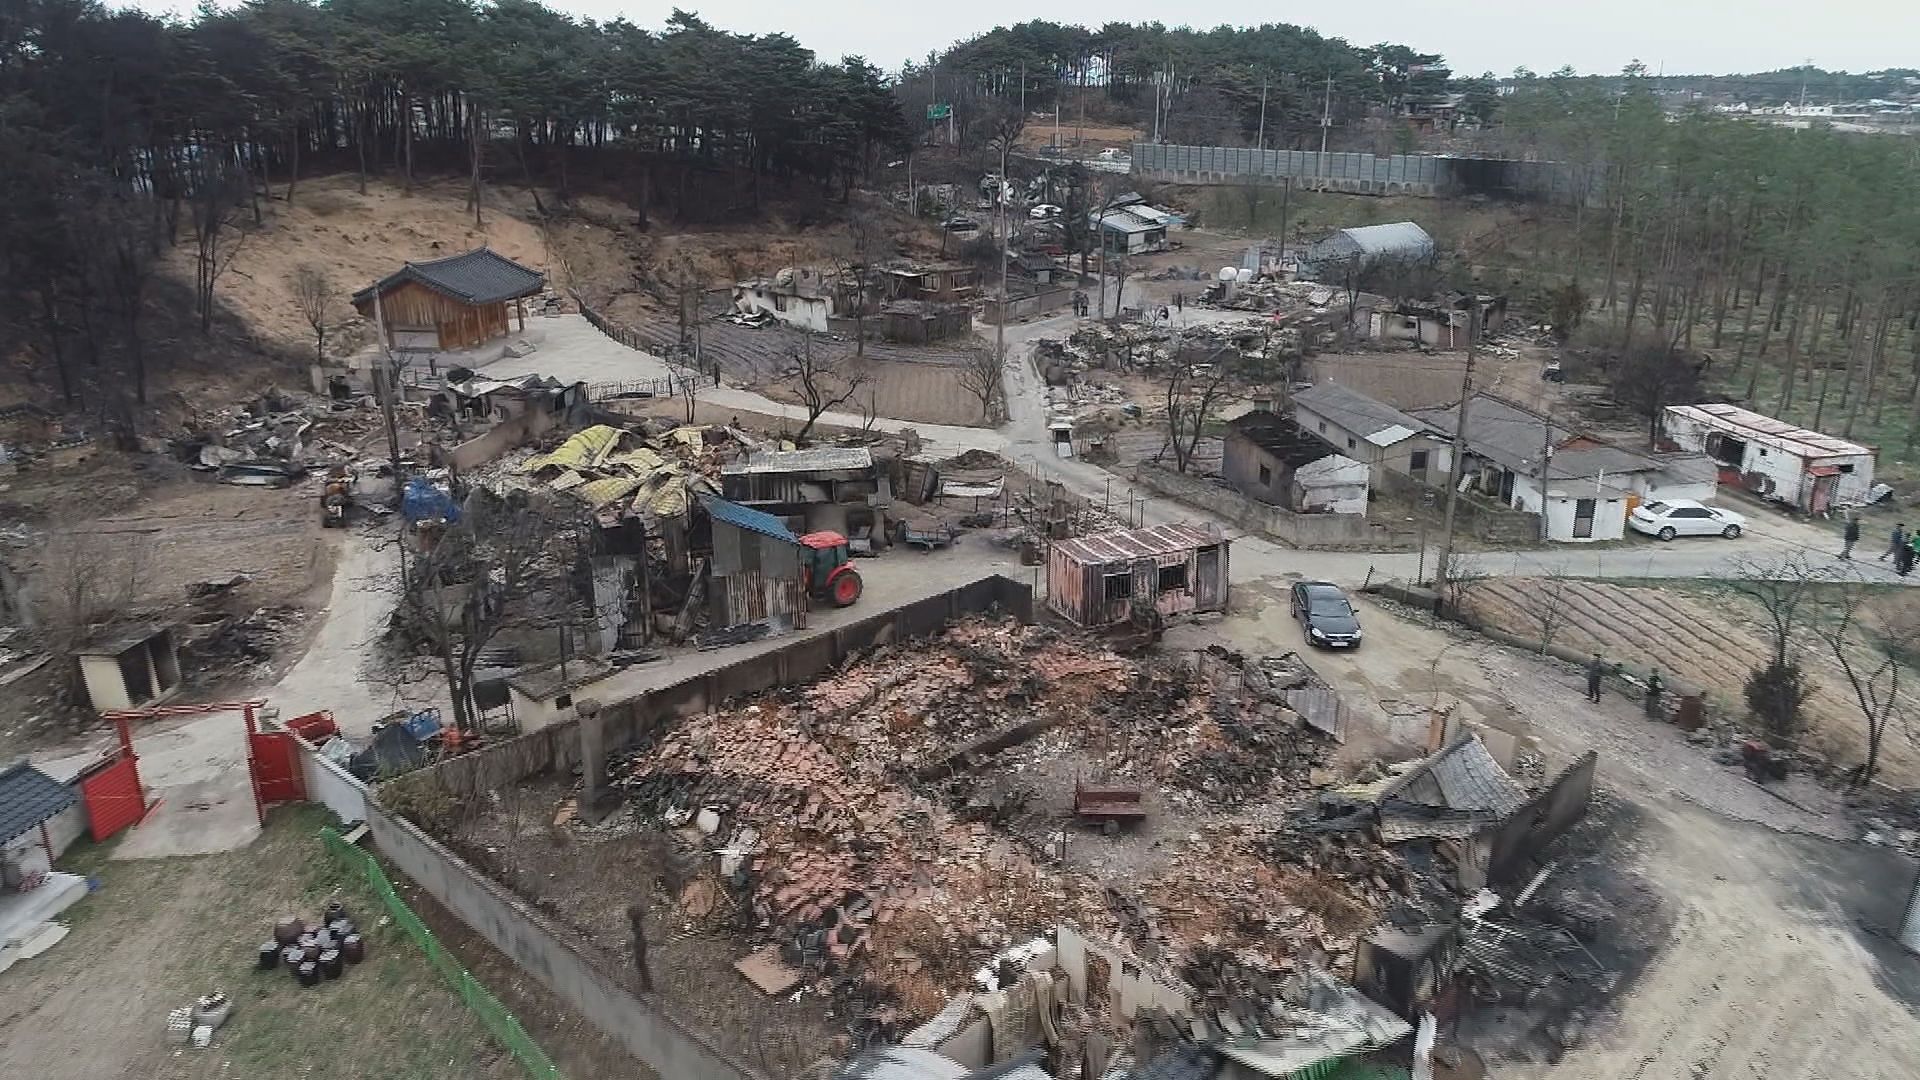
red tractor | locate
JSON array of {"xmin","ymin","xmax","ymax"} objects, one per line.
[{"xmin": 798, "ymin": 531, "xmax": 863, "ymax": 608}]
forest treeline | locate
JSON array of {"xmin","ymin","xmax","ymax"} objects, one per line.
[
  {"xmin": 1483, "ymin": 68, "xmax": 1920, "ymax": 441},
  {"xmin": 0, "ymin": 0, "xmax": 910, "ymax": 420}
]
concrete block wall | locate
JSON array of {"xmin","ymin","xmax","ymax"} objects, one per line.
[
  {"xmin": 1488, "ymin": 751, "xmax": 1598, "ymax": 884},
  {"xmin": 1130, "ymin": 143, "xmax": 1605, "ymax": 205},
  {"xmin": 1132, "ymin": 463, "xmax": 1416, "ymax": 550}
]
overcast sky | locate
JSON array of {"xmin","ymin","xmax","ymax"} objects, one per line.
[{"xmin": 132, "ymin": 0, "xmax": 1920, "ymax": 78}]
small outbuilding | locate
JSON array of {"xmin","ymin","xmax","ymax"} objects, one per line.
[
  {"xmin": 1662, "ymin": 403, "xmax": 1875, "ymax": 513},
  {"xmin": 703, "ymin": 496, "xmax": 807, "ymax": 635},
  {"xmin": 352, "ymin": 248, "xmax": 546, "ymax": 353},
  {"xmin": 1304, "ymin": 221, "xmax": 1435, "ymax": 276},
  {"xmin": 1046, "ymin": 523, "xmax": 1228, "ymax": 630},
  {"xmin": 76, "ymin": 623, "xmax": 181, "ymax": 713},
  {"xmin": 1223, "ymin": 407, "xmax": 1369, "ymax": 514}
]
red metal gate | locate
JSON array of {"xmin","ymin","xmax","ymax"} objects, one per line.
[
  {"xmin": 247, "ymin": 730, "xmax": 307, "ymax": 820},
  {"xmin": 80, "ymin": 753, "xmax": 146, "ymax": 841}
]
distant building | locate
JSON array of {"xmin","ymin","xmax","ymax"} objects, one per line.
[
  {"xmin": 1222, "ymin": 406, "xmax": 1369, "ymax": 514},
  {"xmin": 1663, "ymin": 403, "xmax": 1874, "ymax": 513},
  {"xmin": 879, "ymin": 264, "xmax": 978, "ymax": 304},
  {"xmin": 1414, "ymin": 393, "xmax": 1717, "ymax": 543},
  {"xmin": 1090, "ymin": 208, "xmax": 1169, "ymax": 255},
  {"xmin": 1352, "ymin": 294, "xmax": 1507, "ymax": 348},
  {"xmin": 731, "ymin": 267, "xmax": 854, "ymax": 334},
  {"xmin": 1303, "ymin": 222, "xmax": 1434, "ymax": 277},
  {"xmin": 352, "ymin": 248, "xmax": 546, "ymax": 353}
]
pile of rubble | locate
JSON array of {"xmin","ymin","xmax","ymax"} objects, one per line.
[{"xmin": 178, "ymin": 388, "xmax": 380, "ymax": 488}]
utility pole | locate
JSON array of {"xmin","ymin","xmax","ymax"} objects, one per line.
[
  {"xmin": 1278, "ymin": 176, "xmax": 1292, "ymax": 266},
  {"xmin": 1256, "ymin": 75, "xmax": 1269, "ymax": 153},
  {"xmin": 1318, "ymin": 74, "xmax": 1333, "ymax": 190},
  {"xmin": 1433, "ymin": 306, "xmax": 1480, "ymax": 591},
  {"xmin": 1539, "ymin": 382, "xmax": 1555, "ymax": 543},
  {"xmin": 1019, "ymin": 60, "xmax": 1026, "ymax": 116},
  {"xmin": 996, "ymin": 135, "xmax": 1010, "ymax": 386}
]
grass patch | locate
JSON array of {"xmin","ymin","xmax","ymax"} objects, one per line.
[{"xmin": 11, "ymin": 805, "xmax": 524, "ymax": 1080}]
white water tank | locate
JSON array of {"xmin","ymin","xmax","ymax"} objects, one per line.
[{"xmin": 1218, "ymin": 266, "xmax": 1237, "ymax": 282}]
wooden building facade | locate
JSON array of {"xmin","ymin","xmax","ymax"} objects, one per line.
[{"xmin": 352, "ymin": 248, "xmax": 546, "ymax": 352}]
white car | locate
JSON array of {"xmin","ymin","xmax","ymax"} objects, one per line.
[
  {"xmin": 1628, "ymin": 499, "xmax": 1747, "ymax": 540},
  {"xmin": 1029, "ymin": 203, "xmax": 1062, "ymax": 219}
]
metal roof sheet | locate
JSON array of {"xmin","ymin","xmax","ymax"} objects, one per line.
[
  {"xmin": 1666, "ymin": 403, "xmax": 1874, "ymax": 460},
  {"xmin": 1336, "ymin": 221, "xmax": 1434, "ymax": 256},
  {"xmin": 1053, "ymin": 523, "xmax": 1220, "ymax": 565},
  {"xmin": 0, "ymin": 761, "xmax": 78, "ymax": 846},
  {"xmin": 722, "ymin": 447, "xmax": 874, "ymax": 475},
  {"xmin": 1292, "ymin": 383, "xmax": 1435, "ymax": 441},
  {"xmin": 1378, "ymin": 734, "xmax": 1526, "ymax": 818},
  {"xmin": 353, "ymin": 248, "xmax": 546, "ymax": 307},
  {"xmin": 702, "ymin": 496, "xmax": 796, "ymax": 544}
]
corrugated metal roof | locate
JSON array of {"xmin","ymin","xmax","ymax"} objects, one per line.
[
  {"xmin": 1053, "ymin": 523, "xmax": 1219, "ymax": 565},
  {"xmin": 1378, "ymin": 734, "xmax": 1526, "ymax": 818},
  {"xmin": 722, "ymin": 447, "xmax": 874, "ymax": 475},
  {"xmin": 702, "ymin": 496, "xmax": 796, "ymax": 544},
  {"xmin": 1337, "ymin": 221, "xmax": 1434, "ymax": 257},
  {"xmin": 0, "ymin": 761, "xmax": 78, "ymax": 846},
  {"xmin": 522, "ymin": 425, "xmax": 625, "ymax": 473},
  {"xmin": 1666, "ymin": 403, "xmax": 1874, "ymax": 460},
  {"xmin": 353, "ymin": 247, "xmax": 546, "ymax": 307}
]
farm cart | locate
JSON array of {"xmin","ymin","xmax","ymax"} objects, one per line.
[{"xmin": 895, "ymin": 520, "xmax": 960, "ymax": 552}]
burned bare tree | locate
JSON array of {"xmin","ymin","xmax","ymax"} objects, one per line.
[
  {"xmin": 28, "ymin": 529, "xmax": 151, "ymax": 708},
  {"xmin": 1513, "ymin": 565, "xmax": 1576, "ymax": 652},
  {"xmin": 955, "ymin": 345, "xmax": 1008, "ymax": 423},
  {"xmin": 393, "ymin": 491, "xmax": 570, "ymax": 736},
  {"xmin": 189, "ymin": 151, "xmax": 251, "ymax": 336},
  {"xmin": 834, "ymin": 210, "xmax": 892, "ymax": 358},
  {"xmin": 1816, "ymin": 584, "xmax": 1920, "ymax": 786},
  {"xmin": 1164, "ymin": 346, "xmax": 1237, "ymax": 474},
  {"xmin": 290, "ymin": 265, "xmax": 334, "ymax": 366},
  {"xmin": 782, "ymin": 334, "xmax": 869, "ymax": 443}
]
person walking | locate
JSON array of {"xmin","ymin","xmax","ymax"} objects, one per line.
[
  {"xmin": 1585, "ymin": 654, "xmax": 1606, "ymax": 703},
  {"xmin": 1883, "ymin": 522, "xmax": 1907, "ymax": 562},
  {"xmin": 1900, "ymin": 536, "xmax": 1916, "ymax": 577},
  {"xmin": 1841, "ymin": 514, "xmax": 1861, "ymax": 560}
]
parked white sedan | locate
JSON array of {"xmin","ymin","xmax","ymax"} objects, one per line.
[{"xmin": 1629, "ymin": 499, "xmax": 1747, "ymax": 540}]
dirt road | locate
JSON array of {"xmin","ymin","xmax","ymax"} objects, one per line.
[{"xmin": 1178, "ymin": 578, "xmax": 1920, "ymax": 1078}]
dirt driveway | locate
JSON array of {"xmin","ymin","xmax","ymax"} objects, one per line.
[{"xmin": 1170, "ymin": 580, "xmax": 1920, "ymax": 1077}]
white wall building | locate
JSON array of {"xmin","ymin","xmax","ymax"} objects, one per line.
[{"xmin": 1663, "ymin": 403, "xmax": 1874, "ymax": 513}]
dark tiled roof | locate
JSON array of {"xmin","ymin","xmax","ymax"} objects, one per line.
[
  {"xmin": 353, "ymin": 248, "xmax": 546, "ymax": 307},
  {"xmin": 1413, "ymin": 394, "xmax": 1564, "ymax": 474},
  {"xmin": 0, "ymin": 761, "xmax": 79, "ymax": 846},
  {"xmin": 1379, "ymin": 734, "xmax": 1526, "ymax": 817},
  {"xmin": 701, "ymin": 496, "xmax": 796, "ymax": 544},
  {"xmin": 1229, "ymin": 412, "xmax": 1335, "ymax": 468},
  {"xmin": 1291, "ymin": 383, "xmax": 1435, "ymax": 441}
]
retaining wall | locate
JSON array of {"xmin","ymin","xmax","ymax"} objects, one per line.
[
  {"xmin": 1132, "ymin": 463, "xmax": 1416, "ymax": 551},
  {"xmin": 418, "ymin": 574, "xmax": 1033, "ymax": 798},
  {"xmin": 1131, "ymin": 143, "xmax": 1605, "ymax": 205},
  {"xmin": 354, "ymin": 574, "xmax": 1035, "ymax": 1080}
]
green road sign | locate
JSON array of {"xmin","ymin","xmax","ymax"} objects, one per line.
[{"xmin": 927, "ymin": 103, "xmax": 952, "ymax": 121}]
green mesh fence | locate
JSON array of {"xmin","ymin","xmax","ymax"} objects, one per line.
[{"xmin": 320, "ymin": 826, "xmax": 563, "ymax": 1080}]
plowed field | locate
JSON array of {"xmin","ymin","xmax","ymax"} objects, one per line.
[{"xmin": 1465, "ymin": 578, "xmax": 1920, "ymax": 785}]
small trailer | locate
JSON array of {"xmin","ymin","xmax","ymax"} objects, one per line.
[{"xmin": 895, "ymin": 520, "xmax": 960, "ymax": 552}]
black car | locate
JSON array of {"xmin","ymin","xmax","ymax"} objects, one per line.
[{"xmin": 1291, "ymin": 581, "xmax": 1362, "ymax": 648}]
